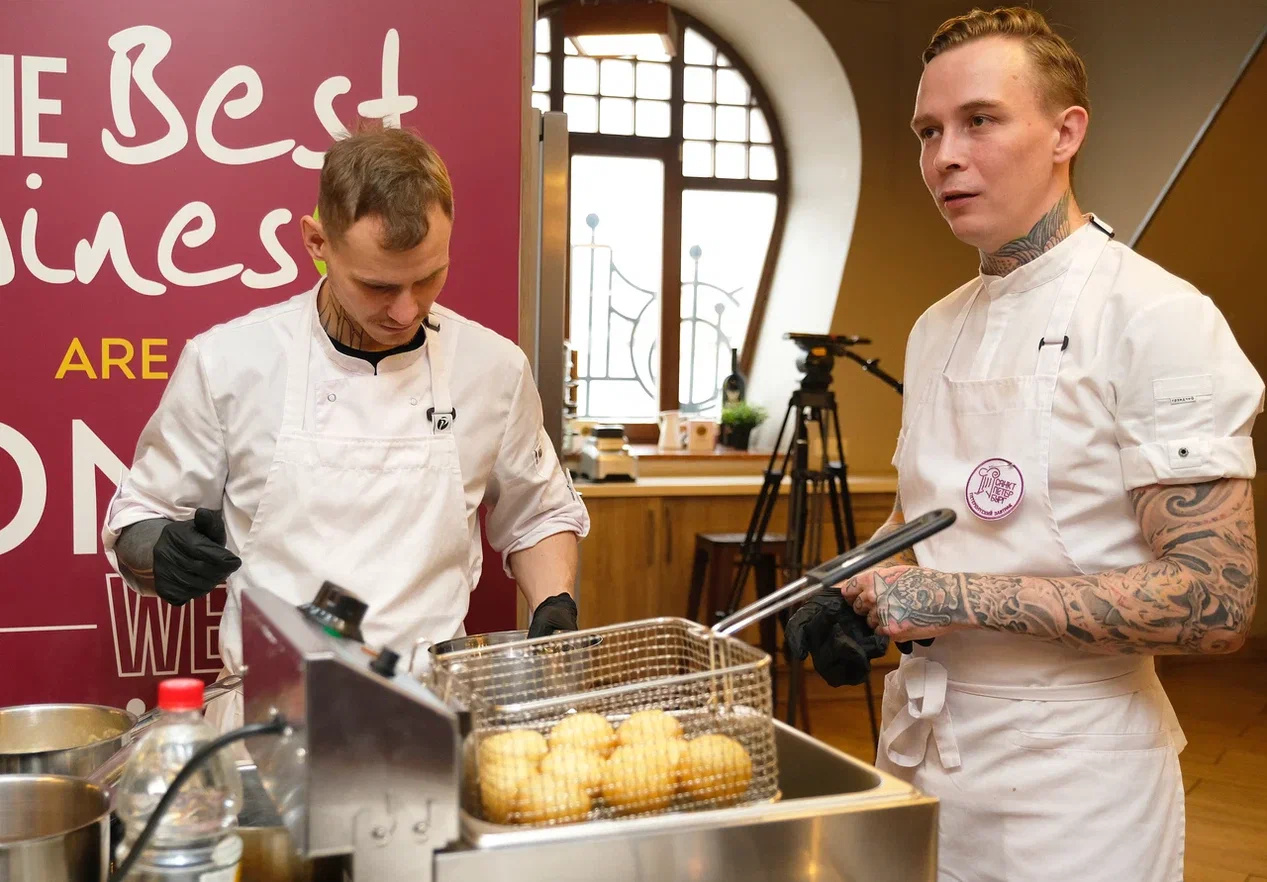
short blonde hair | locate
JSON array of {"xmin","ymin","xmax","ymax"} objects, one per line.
[
  {"xmin": 317, "ymin": 119, "xmax": 454, "ymax": 250},
  {"xmin": 924, "ymin": 6, "xmax": 1089, "ymax": 115}
]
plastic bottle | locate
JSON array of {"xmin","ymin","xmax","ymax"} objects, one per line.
[{"xmin": 114, "ymin": 678, "xmax": 244, "ymax": 881}]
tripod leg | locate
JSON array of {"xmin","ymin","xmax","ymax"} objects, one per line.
[
  {"xmin": 816, "ymin": 414, "xmax": 846, "ymax": 556},
  {"xmin": 724, "ymin": 399, "xmax": 796, "ymax": 617},
  {"xmin": 785, "ymin": 412, "xmax": 812, "ymax": 584},
  {"xmin": 829, "ymin": 399, "xmax": 858, "ymax": 549}
]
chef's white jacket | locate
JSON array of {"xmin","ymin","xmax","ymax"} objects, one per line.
[
  {"xmin": 103, "ymin": 288, "xmax": 590, "ymax": 582},
  {"xmin": 895, "ymin": 222, "xmax": 1263, "ymax": 574}
]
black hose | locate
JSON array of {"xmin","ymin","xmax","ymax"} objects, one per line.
[{"xmin": 107, "ymin": 716, "xmax": 289, "ymax": 882}]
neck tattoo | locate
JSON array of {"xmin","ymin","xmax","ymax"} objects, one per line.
[
  {"xmin": 318, "ymin": 280, "xmax": 368, "ymax": 350},
  {"xmin": 980, "ymin": 190, "xmax": 1074, "ymax": 277}
]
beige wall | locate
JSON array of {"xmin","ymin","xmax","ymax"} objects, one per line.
[
  {"xmin": 783, "ymin": 0, "xmax": 1267, "ymax": 473},
  {"xmin": 1133, "ymin": 42, "xmax": 1267, "ymax": 639}
]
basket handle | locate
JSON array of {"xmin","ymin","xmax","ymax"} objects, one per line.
[{"xmin": 711, "ymin": 508, "xmax": 957, "ymax": 637}]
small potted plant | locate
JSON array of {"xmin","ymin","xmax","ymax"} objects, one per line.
[{"xmin": 719, "ymin": 401, "xmax": 768, "ymax": 451}]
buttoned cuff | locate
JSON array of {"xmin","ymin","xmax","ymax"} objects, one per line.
[{"xmin": 1119, "ymin": 435, "xmax": 1256, "ymax": 490}]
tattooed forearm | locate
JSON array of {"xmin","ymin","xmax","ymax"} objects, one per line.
[
  {"xmin": 317, "ymin": 280, "xmax": 367, "ymax": 349},
  {"xmin": 955, "ymin": 480, "xmax": 1257, "ymax": 654},
  {"xmin": 979, "ymin": 190, "xmax": 1074, "ymax": 276}
]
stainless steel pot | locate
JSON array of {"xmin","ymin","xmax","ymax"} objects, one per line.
[
  {"xmin": 0, "ymin": 775, "xmax": 110, "ymax": 882},
  {"xmin": 0, "ymin": 704, "xmax": 135, "ymax": 778}
]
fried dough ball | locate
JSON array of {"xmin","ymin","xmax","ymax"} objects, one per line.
[
  {"xmin": 680, "ymin": 734, "xmax": 753, "ymax": 806},
  {"xmin": 479, "ymin": 729, "xmax": 548, "ymax": 769},
  {"xmin": 549, "ymin": 712, "xmax": 617, "ymax": 758},
  {"xmin": 601, "ymin": 742, "xmax": 679, "ymax": 814},
  {"xmin": 616, "ymin": 709, "xmax": 683, "ymax": 747},
  {"xmin": 540, "ymin": 746, "xmax": 606, "ymax": 796},
  {"xmin": 480, "ymin": 757, "xmax": 536, "ymax": 824},
  {"xmin": 514, "ymin": 771, "xmax": 592, "ymax": 824}
]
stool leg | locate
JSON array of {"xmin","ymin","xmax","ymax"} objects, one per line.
[
  {"xmin": 754, "ymin": 554, "xmax": 779, "ymax": 711},
  {"xmin": 686, "ymin": 547, "xmax": 709, "ymax": 622}
]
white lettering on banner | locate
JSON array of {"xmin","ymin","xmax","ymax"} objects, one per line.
[
  {"xmin": 196, "ymin": 65, "xmax": 295, "ymax": 165},
  {"xmin": 20, "ymin": 55, "xmax": 67, "ymax": 159},
  {"xmin": 102, "ymin": 27, "xmax": 410, "ymax": 168},
  {"xmin": 0, "ymin": 216, "xmax": 12, "ymax": 285},
  {"xmin": 105, "ymin": 576, "xmax": 223, "ymax": 676},
  {"xmin": 102, "ymin": 26, "xmax": 189, "ymax": 165},
  {"xmin": 241, "ymin": 208, "xmax": 298, "ymax": 289},
  {"xmin": 356, "ymin": 29, "xmax": 417, "ymax": 128},
  {"xmin": 0, "ymin": 55, "xmax": 14, "ymax": 156},
  {"xmin": 291, "ymin": 76, "xmax": 351, "ymax": 169},
  {"xmin": 0, "ymin": 423, "xmax": 46, "ymax": 555},
  {"xmin": 0, "ymin": 420, "xmax": 130, "ymax": 556},
  {"xmin": 74, "ymin": 212, "xmax": 165, "ymax": 296},
  {"xmin": 72, "ymin": 419, "xmax": 128, "ymax": 555},
  {"xmin": 21, "ymin": 173, "xmax": 74, "ymax": 283},
  {"xmin": 157, "ymin": 202, "xmax": 245, "ymax": 287},
  {"xmin": 107, "ymin": 574, "xmax": 185, "ymax": 677},
  {"xmin": 189, "ymin": 593, "xmax": 224, "ymax": 674}
]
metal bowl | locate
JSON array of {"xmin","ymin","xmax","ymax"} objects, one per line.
[
  {"xmin": 0, "ymin": 704, "xmax": 136, "ymax": 778},
  {"xmin": 0, "ymin": 775, "xmax": 110, "ymax": 881},
  {"xmin": 431, "ymin": 630, "xmax": 533, "ymax": 655}
]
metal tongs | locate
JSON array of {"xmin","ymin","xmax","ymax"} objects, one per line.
[{"xmin": 711, "ymin": 508, "xmax": 956, "ymax": 638}]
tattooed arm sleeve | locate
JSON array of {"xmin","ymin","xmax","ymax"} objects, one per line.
[{"xmin": 910, "ymin": 479, "xmax": 1257, "ymax": 654}]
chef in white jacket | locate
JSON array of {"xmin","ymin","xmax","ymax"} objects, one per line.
[
  {"xmin": 786, "ymin": 7, "xmax": 1262, "ymax": 881},
  {"xmin": 102, "ymin": 122, "xmax": 590, "ymax": 731}
]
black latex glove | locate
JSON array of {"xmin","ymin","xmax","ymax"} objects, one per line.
[
  {"xmin": 152, "ymin": 509, "xmax": 242, "ymax": 607},
  {"xmin": 785, "ymin": 586, "xmax": 889, "ymax": 687},
  {"xmin": 528, "ymin": 592, "xmax": 578, "ymax": 638}
]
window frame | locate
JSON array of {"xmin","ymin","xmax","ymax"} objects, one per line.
[{"xmin": 539, "ymin": 2, "xmax": 790, "ymax": 431}]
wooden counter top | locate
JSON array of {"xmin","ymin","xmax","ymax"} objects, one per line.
[{"xmin": 573, "ymin": 473, "xmax": 898, "ymax": 498}]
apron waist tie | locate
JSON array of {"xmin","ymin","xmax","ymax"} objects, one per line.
[
  {"xmin": 880, "ymin": 658, "xmax": 961, "ymax": 769},
  {"xmin": 880, "ymin": 660, "xmax": 1174, "ymax": 770}
]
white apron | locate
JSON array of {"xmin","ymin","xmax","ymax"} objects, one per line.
[
  {"xmin": 881, "ymin": 220, "xmax": 1186, "ymax": 882},
  {"xmin": 206, "ymin": 289, "xmax": 471, "ymax": 733}
]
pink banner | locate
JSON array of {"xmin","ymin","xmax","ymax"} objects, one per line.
[{"xmin": 0, "ymin": 0, "xmax": 523, "ymax": 710}]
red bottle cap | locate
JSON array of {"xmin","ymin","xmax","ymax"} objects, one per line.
[{"xmin": 157, "ymin": 678, "xmax": 205, "ymax": 712}]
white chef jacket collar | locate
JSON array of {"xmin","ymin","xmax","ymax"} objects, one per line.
[
  {"xmin": 978, "ymin": 213, "xmax": 1110, "ymax": 299},
  {"xmin": 306, "ymin": 278, "xmax": 429, "ymax": 376}
]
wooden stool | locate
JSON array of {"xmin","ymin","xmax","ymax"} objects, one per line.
[{"xmin": 686, "ymin": 533, "xmax": 810, "ymax": 733}]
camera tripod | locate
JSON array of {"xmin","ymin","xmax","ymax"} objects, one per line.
[
  {"xmin": 722, "ymin": 335, "xmax": 904, "ymax": 745},
  {"xmin": 723, "ymin": 380, "xmax": 877, "ymax": 740}
]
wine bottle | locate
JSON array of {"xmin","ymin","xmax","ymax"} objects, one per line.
[{"xmin": 721, "ymin": 348, "xmax": 746, "ymax": 404}]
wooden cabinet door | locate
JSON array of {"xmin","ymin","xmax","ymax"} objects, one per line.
[{"xmin": 575, "ymin": 496, "xmax": 663, "ymax": 629}]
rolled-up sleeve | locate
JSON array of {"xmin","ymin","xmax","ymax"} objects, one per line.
[
  {"xmin": 483, "ymin": 353, "xmax": 590, "ymax": 575},
  {"xmin": 1112, "ymin": 293, "xmax": 1263, "ymax": 489},
  {"xmin": 101, "ymin": 338, "xmax": 229, "ymax": 570}
]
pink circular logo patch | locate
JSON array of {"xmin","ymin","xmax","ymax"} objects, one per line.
[{"xmin": 965, "ymin": 458, "xmax": 1024, "ymax": 520}]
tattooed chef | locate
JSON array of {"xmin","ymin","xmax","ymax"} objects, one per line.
[{"xmin": 786, "ymin": 7, "xmax": 1263, "ymax": 881}]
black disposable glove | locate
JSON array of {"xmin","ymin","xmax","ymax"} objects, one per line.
[
  {"xmin": 153, "ymin": 508, "xmax": 242, "ymax": 607},
  {"xmin": 528, "ymin": 592, "xmax": 578, "ymax": 638},
  {"xmin": 785, "ymin": 586, "xmax": 889, "ymax": 687}
]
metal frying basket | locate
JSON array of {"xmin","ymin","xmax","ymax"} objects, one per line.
[{"xmin": 428, "ymin": 509, "xmax": 955, "ymax": 830}]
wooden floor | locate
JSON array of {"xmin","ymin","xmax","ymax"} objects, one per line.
[{"xmin": 774, "ymin": 655, "xmax": 1267, "ymax": 881}]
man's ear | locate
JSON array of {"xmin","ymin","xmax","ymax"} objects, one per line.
[
  {"xmin": 1054, "ymin": 105, "xmax": 1089, "ymax": 165},
  {"xmin": 300, "ymin": 215, "xmax": 329, "ymax": 265}
]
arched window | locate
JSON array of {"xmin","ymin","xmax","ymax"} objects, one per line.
[{"xmin": 534, "ymin": 2, "xmax": 788, "ymax": 426}]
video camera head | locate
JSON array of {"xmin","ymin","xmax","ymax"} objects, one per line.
[{"xmin": 785, "ymin": 333, "xmax": 871, "ymax": 392}]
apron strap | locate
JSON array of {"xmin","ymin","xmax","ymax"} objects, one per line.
[
  {"xmin": 425, "ymin": 317, "xmax": 456, "ymax": 436},
  {"xmin": 281, "ymin": 281, "xmax": 322, "ymax": 434},
  {"xmin": 879, "ymin": 658, "xmax": 962, "ymax": 770},
  {"xmin": 1034, "ymin": 222, "xmax": 1112, "ymax": 377}
]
